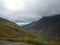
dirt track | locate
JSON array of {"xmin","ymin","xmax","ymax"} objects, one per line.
[{"xmin": 0, "ymin": 40, "xmax": 35, "ymax": 45}]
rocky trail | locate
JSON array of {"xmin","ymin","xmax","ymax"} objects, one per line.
[{"xmin": 0, "ymin": 40, "xmax": 35, "ymax": 45}]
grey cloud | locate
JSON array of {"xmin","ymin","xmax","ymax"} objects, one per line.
[
  {"xmin": 0, "ymin": 0, "xmax": 60, "ymax": 25},
  {"xmin": 34, "ymin": 0, "xmax": 60, "ymax": 16}
]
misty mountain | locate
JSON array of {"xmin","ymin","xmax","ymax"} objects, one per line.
[{"xmin": 23, "ymin": 14, "xmax": 60, "ymax": 41}]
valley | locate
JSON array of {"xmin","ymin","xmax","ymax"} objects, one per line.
[{"xmin": 0, "ymin": 15, "xmax": 60, "ymax": 45}]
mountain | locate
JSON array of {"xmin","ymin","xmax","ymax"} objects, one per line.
[
  {"xmin": 0, "ymin": 16, "xmax": 60, "ymax": 45},
  {"xmin": 0, "ymin": 17, "xmax": 46, "ymax": 45},
  {"xmin": 23, "ymin": 14, "xmax": 60, "ymax": 41},
  {"xmin": 0, "ymin": 17, "xmax": 35, "ymax": 38}
]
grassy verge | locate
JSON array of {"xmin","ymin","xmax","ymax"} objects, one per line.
[{"xmin": 0, "ymin": 37, "xmax": 45, "ymax": 45}]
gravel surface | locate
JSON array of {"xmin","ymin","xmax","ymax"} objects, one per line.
[{"xmin": 0, "ymin": 40, "xmax": 35, "ymax": 45}]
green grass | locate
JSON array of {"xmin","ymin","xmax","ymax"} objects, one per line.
[
  {"xmin": 0, "ymin": 37, "xmax": 60, "ymax": 45},
  {"xmin": 0, "ymin": 37, "xmax": 46, "ymax": 45}
]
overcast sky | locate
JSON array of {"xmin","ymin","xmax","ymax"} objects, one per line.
[{"xmin": 0, "ymin": 0, "xmax": 60, "ymax": 25}]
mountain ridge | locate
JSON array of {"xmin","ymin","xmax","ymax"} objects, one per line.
[{"xmin": 23, "ymin": 14, "xmax": 60, "ymax": 41}]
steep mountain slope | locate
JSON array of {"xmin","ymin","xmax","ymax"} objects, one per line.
[
  {"xmin": 24, "ymin": 14, "xmax": 60, "ymax": 41},
  {"xmin": 0, "ymin": 17, "xmax": 46, "ymax": 45},
  {"xmin": 0, "ymin": 17, "xmax": 35, "ymax": 38}
]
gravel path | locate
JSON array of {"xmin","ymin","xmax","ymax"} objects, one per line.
[{"xmin": 0, "ymin": 40, "xmax": 35, "ymax": 45}]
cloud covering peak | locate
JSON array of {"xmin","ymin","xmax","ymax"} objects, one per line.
[{"xmin": 0, "ymin": 0, "xmax": 60, "ymax": 25}]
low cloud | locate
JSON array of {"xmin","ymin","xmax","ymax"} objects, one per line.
[{"xmin": 0, "ymin": 0, "xmax": 60, "ymax": 25}]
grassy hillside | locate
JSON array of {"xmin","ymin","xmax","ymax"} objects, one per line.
[
  {"xmin": 0, "ymin": 18, "xmax": 34, "ymax": 38},
  {"xmin": 0, "ymin": 18, "xmax": 46, "ymax": 45},
  {"xmin": 0, "ymin": 17, "xmax": 60, "ymax": 45}
]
